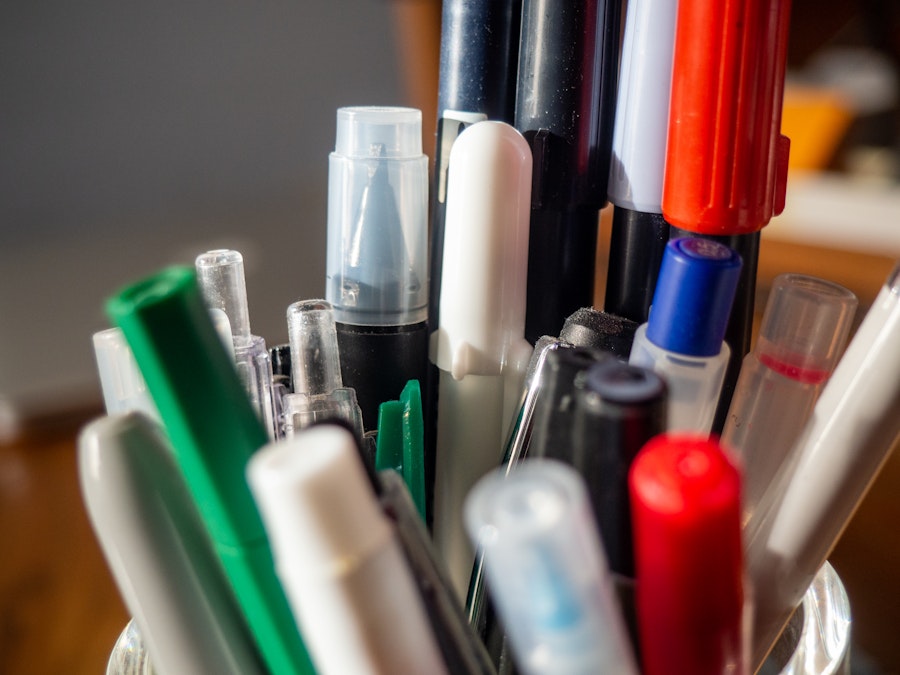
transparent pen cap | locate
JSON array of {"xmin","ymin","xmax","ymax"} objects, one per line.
[
  {"xmin": 465, "ymin": 459, "xmax": 638, "ymax": 675},
  {"xmin": 287, "ymin": 299, "xmax": 343, "ymax": 396},
  {"xmin": 195, "ymin": 249, "xmax": 254, "ymax": 347},
  {"xmin": 92, "ymin": 327, "xmax": 159, "ymax": 421},
  {"xmin": 754, "ymin": 274, "xmax": 857, "ymax": 378},
  {"xmin": 326, "ymin": 106, "xmax": 429, "ymax": 326}
]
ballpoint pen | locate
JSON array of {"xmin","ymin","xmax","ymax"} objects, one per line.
[
  {"xmin": 527, "ymin": 346, "xmax": 611, "ymax": 465},
  {"xmin": 466, "ymin": 459, "xmax": 640, "ymax": 675},
  {"xmin": 106, "ymin": 266, "xmax": 314, "ymax": 675},
  {"xmin": 722, "ymin": 273, "xmax": 857, "ymax": 527},
  {"xmin": 325, "ymin": 106, "xmax": 429, "ymax": 433},
  {"xmin": 431, "ymin": 120, "xmax": 533, "ymax": 600},
  {"xmin": 515, "ymin": 0, "xmax": 622, "ymax": 342},
  {"xmin": 79, "ymin": 413, "xmax": 266, "ymax": 675},
  {"xmin": 662, "ymin": 0, "xmax": 792, "ymax": 433},
  {"xmin": 604, "ymin": 0, "xmax": 678, "ymax": 322},
  {"xmin": 465, "ymin": 336, "xmax": 572, "ymax": 673},
  {"xmin": 377, "ymin": 469, "xmax": 498, "ymax": 675},
  {"xmin": 629, "ymin": 238, "xmax": 742, "ymax": 433},
  {"xmin": 281, "ymin": 298, "xmax": 364, "ymax": 442},
  {"xmin": 195, "ymin": 249, "xmax": 279, "ymax": 439},
  {"xmin": 247, "ymin": 423, "xmax": 449, "ymax": 675},
  {"xmin": 747, "ymin": 261, "xmax": 900, "ymax": 670},
  {"xmin": 629, "ymin": 434, "xmax": 746, "ymax": 675}
]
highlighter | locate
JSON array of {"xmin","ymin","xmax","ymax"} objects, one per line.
[{"xmin": 105, "ymin": 266, "xmax": 314, "ymax": 675}]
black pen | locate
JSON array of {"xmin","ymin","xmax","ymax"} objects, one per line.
[
  {"xmin": 515, "ymin": 0, "xmax": 623, "ymax": 342},
  {"xmin": 325, "ymin": 107, "xmax": 430, "ymax": 432}
]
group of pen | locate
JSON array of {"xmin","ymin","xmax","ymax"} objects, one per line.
[{"xmin": 77, "ymin": 0, "xmax": 900, "ymax": 674}]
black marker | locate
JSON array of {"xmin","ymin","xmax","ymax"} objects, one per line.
[
  {"xmin": 325, "ymin": 107, "xmax": 429, "ymax": 432},
  {"xmin": 515, "ymin": 0, "xmax": 623, "ymax": 342}
]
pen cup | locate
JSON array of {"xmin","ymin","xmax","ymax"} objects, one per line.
[
  {"xmin": 760, "ymin": 561, "xmax": 851, "ymax": 675},
  {"xmin": 106, "ymin": 560, "xmax": 851, "ymax": 675}
]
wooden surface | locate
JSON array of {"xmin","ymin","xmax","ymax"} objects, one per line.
[{"xmin": 0, "ymin": 235, "xmax": 897, "ymax": 674}]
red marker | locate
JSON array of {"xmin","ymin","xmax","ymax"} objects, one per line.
[
  {"xmin": 660, "ymin": 0, "xmax": 793, "ymax": 432},
  {"xmin": 662, "ymin": 0, "xmax": 791, "ymax": 234},
  {"xmin": 629, "ymin": 434, "xmax": 746, "ymax": 675}
]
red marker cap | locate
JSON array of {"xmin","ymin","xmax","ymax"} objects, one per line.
[
  {"xmin": 629, "ymin": 434, "xmax": 745, "ymax": 675},
  {"xmin": 662, "ymin": 0, "xmax": 792, "ymax": 235}
]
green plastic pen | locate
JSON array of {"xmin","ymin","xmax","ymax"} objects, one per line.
[{"xmin": 106, "ymin": 266, "xmax": 315, "ymax": 675}]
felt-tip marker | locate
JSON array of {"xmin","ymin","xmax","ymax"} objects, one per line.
[{"xmin": 326, "ymin": 106, "xmax": 430, "ymax": 433}]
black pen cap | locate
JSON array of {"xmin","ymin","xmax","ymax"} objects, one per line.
[{"xmin": 573, "ymin": 359, "xmax": 667, "ymax": 577}]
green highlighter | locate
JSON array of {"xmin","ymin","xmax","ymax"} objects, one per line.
[
  {"xmin": 375, "ymin": 379, "xmax": 427, "ymax": 521},
  {"xmin": 106, "ymin": 266, "xmax": 315, "ymax": 675}
]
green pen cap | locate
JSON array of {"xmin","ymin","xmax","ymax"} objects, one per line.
[{"xmin": 106, "ymin": 266, "xmax": 267, "ymax": 548}]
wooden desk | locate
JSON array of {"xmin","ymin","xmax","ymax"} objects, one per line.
[{"xmin": 0, "ymin": 236, "xmax": 897, "ymax": 674}]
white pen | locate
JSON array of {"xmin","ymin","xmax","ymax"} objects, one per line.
[
  {"xmin": 79, "ymin": 413, "xmax": 266, "ymax": 675},
  {"xmin": 430, "ymin": 120, "xmax": 534, "ymax": 600},
  {"xmin": 246, "ymin": 424, "xmax": 448, "ymax": 675},
  {"xmin": 747, "ymin": 261, "xmax": 900, "ymax": 668}
]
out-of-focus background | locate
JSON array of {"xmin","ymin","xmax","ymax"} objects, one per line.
[{"xmin": 0, "ymin": 0, "xmax": 898, "ymax": 673}]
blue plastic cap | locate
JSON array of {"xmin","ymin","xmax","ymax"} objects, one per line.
[{"xmin": 646, "ymin": 238, "xmax": 742, "ymax": 356}]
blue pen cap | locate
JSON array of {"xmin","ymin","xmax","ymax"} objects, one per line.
[{"xmin": 646, "ymin": 238, "xmax": 742, "ymax": 356}]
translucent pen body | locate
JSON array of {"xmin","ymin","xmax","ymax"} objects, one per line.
[
  {"xmin": 722, "ymin": 274, "xmax": 857, "ymax": 526},
  {"xmin": 465, "ymin": 459, "xmax": 639, "ymax": 675},
  {"xmin": 629, "ymin": 323, "xmax": 729, "ymax": 433}
]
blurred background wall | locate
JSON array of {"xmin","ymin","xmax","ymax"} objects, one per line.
[{"xmin": 0, "ymin": 0, "xmax": 414, "ymax": 436}]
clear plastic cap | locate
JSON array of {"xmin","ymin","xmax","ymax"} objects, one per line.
[
  {"xmin": 92, "ymin": 327, "xmax": 159, "ymax": 421},
  {"xmin": 195, "ymin": 249, "xmax": 253, "ymax": 346},
  {"xmin": 754, "ymin": 274, "xmax": 858, "ymax": 379},
  {"xmin": 287, "ymin": 299, "xmax": 343, "ymax": 396},
  {"xmin": 465, "ymin": 459, "xmax": 638, "ymax": 674},
  {"xmin": 326, "ymin": 107, "xmax": 428, "ymax": 326}
]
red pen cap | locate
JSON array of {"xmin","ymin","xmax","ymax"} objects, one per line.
[
  {"xmin": 629, "ymin": 434, "xmax": 745, "ymax": 675},
  {"xmin": 662, "ymin": 0, "xmax": 792, "ymax": 235}
]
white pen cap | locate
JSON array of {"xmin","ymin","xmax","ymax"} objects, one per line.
[
  {"xmin": 92, "ymin": 327, "xmax": 159, "ymax": 420},
  {"xmin": 247, "ymin": 424, "xmax": 448, "ymax": 675},
  {"xmin": 248, "ymin": 425, "xmax": 389, "ymax": 576},
  {"xmin": 607, "ymin": 0, "xmax": 678, "ymax": 212},
  {"xmin": 432, "ymin": 120, "xmax": 533, "ymax": 379}
]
